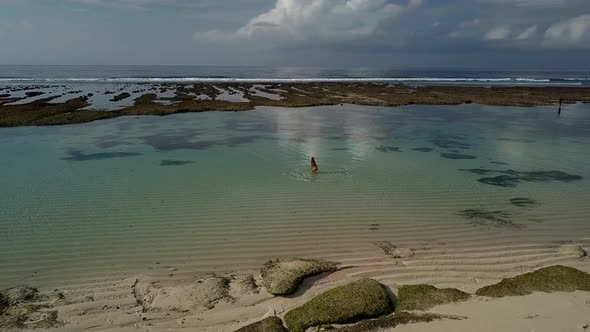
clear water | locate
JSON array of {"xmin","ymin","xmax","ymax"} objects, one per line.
[{"xmin": 1, "ymin": 103, "xmax": 590, "ymax": 289}]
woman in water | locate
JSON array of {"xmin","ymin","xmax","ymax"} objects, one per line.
[{"xmin": 311, "ymin": 157, "xmax": 318, "ymax": 173}]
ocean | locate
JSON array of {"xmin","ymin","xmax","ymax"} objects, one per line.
[{"xmin": 1, "ymin": 65, "xmax": 589, "ymax": 85}]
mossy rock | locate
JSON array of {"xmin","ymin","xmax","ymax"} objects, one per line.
[
  {"xmin": 476, "ymin": 265, "xmax": 590, "ymax": 298},
  {"xmin": 0, "ymin": 293, "xmax": 8, "ymax": 315},
  {"xmin": 396, "ymin": 285, "xmax": 470, "ymax": 311},
  {"xmin": 284, "ymin": 279, "xmax": 393, "ymax": 332},
  {"xmin": 329, "ymin": 312, "xmax": 464, "ymax": 332},
  {"xmin": 1, "ymin": 286, "xmax": 63, "ymax": 330},
  {"xmin": 234, "ymin": 316, "xmax": 288, "ymax": 332},
  {"xmin": 1, "ymin": 286, "xmax": 41, "ymax": 305},
  {"xmin": 261, "ymin": 258, "xmax": 338, "ymax": 295}
]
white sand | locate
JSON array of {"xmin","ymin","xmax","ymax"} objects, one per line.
[{"xmin": 30, "ymin": 239, "xmax": 589, "ymax": 332}]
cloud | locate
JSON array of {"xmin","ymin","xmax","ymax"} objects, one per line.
[
  {"xmin": 476, "ymin": 0, "xmax": 571, "ymax": 8},
  {"xmin": 448, "ymin": 18, "xmax": 480, "ymax": 38},
  {"xmin": 484, "ymin": 26, "xmax": 511, "ymax": 40},
  {"xmin": 516, "ymin": 25, "xmax": 537, "ymax": 40},
  {"xmin": 544, "ymin": 14, "xmax": 590, "ymax": 46},
  {"xmin": 195, "ymin": 0, "xmax": 422, "ymax": 42}
]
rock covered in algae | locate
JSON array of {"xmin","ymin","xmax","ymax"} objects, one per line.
[
  {"xmin": 324, "ymin": 312, "xmax": 465, "ymax": 332},
  {"xmin": 261, "ymin": 258, "xmax": 338, "ymax": 295},
  {"xmin": 396, "ymin": 285, "xmax": 470, "ymax": 311},
  {"xmin": 475, "ymin": 265, "xmax": 590, "ymax": 298},
  {"xmin": 234, "ymin": 316, "xmax": 288, "ymax": 332},
  {"xmin": 284, "ymin": 278, "xmax": 393, "ymax": 332},
  {"xmin": 0, "ymin": 286, "xmax": 62, "ymax": 330}
]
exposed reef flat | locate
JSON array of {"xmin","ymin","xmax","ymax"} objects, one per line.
[{"xmin": 2, "ymin": 83, "xmax": 590, "ymax": 127}]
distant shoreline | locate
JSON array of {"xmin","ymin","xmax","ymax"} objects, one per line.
[{"xmin": 1, "ymin": 82, "xmax": 589, "ymax": 127}]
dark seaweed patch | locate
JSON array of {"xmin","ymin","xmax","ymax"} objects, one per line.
[
  {"xmin": 490, "ymin": 161, "xmax": 509, "ymax": 165},
  {"xmin": 140, "ymin": 134, "xmax": 216, "ymax": 151},
  {"xmin": 430, "ymin": 136, "xmax": 471, "ymax": 150},
  {"xmin": 413, "ymin": 147, "xmax": 433, "ymax": 152},
  {"xmin": 510, "ymin": 198, "xmax": 538, "ymax": 207},
  {"xmin": 62, "ymin": 149, "xmax": 142, "ymax": 161},
  {"xmin": 376, "ymin": 145, "xmax": 402, "ymax": 152},
  {"xmin": 96, "ymin": 140, "xmax": 133, "ymax": 149},
  {"xmin": 458, "ymin": 209, "xmax": 520, "ymax": 229},
  {"xmin": 478, "ymin": 175, "xmax": 521, "ymax": 187},
  {"xmin": 440, "ymin": 153, "xmax": 476, "ymax": 160},
  {"xmin": 460, "ymin": 168, "xmax": 583, "ymax": 188},
  {"xmin": 161, "ymin": 160, "xmax": 194, "ymax": 166}
]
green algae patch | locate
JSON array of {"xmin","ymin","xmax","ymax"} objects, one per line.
[
  {"xmin": 234, "ymin": 316, "xmax": 288, "ymax": 332},
  {"xmin": 396, "ymin": 285, "xmax": 470, "ymax": 311},
  {"xmin": 330, "ymin": 312, "xmax": 465, "ymax": 332},
  {"xmin": 476, "ymin": 265, "xmax": 590, "ymax": 298},
  {"xmin": 284, "ymin": 279, "xmax": 393, "ymax": 332},
  {"xmin": 261, "ymin": 258, "xmax": 338, "ymax": 295}
]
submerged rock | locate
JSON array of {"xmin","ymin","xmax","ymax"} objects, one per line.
[
  {"xmin": 558, "ymin": 244, "xmax": 587, "ymax": 258},
  {"xmin": 110, "ymin": 92, "xmax": 131, "ymax": 102},
  {"xmin": 234, "ymin": 316, "xmax": 288, "ymax": 332},
  {"xmin": 475, "ymin": 265, "xmax": 590, "ymax": 298},
  {"xmin": 284, "ymin": 279, "xmax": 393, "ymax": 332},
  {"xmin": 396, "ymin": 285, "xmax": 470, "ymax": 311},
  {"xmin": 413, "ymin": 147, "xmax": 433, "ymax": 152},
  {"xmin": 261, "ymin": 258, "xmax": 338, "ymax": 295},
  {"xmin": 376, "ymin": 242, "xmax": 415, "ymax": 258},
  {"xmin": 25, "ymin": 91, "xmax": 44, "ymax": 97}
]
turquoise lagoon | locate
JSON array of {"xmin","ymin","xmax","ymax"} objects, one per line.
[{"xmin": 1, "ymin": 103, "xmax": 590, "ymax": 289}]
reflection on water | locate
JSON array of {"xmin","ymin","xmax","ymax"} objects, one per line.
[{"xmin": 0, "ymin": 103, "xmax": 590, "ymax": 288}]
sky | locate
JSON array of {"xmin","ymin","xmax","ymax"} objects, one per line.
[{"xmin": 0, "ymin": 0, "xmax": 589, "ymax": 69}]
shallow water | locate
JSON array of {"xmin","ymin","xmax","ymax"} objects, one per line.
[{"xmin": 1, "ymin": 103, "xmax": 590, "ymax": 289}]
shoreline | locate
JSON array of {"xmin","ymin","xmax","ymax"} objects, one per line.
[
  {"xmin": 1, "ymin": 239, "xmax": 589, "ymax": 331},
  {"xmin": 1, "ymin": 82, "xmax": 589, "ymax": 127}
]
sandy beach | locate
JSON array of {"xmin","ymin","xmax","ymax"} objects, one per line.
[{"xmin": 2, "ymin": 234, "xmax": 589, "ymax": 331}]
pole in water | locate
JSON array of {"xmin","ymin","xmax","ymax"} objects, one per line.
[
  {"xmin": 310, "ymin": 157, "xmax": 318, "ymax": 173},
  {"xmin": 558, "ymin": 98, "xmax": 563, "ymax": 116}
]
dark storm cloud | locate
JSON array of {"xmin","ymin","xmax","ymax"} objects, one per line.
[{"xmin": 0, "ymin": 0, "xmax": 588, "ymax": 68}]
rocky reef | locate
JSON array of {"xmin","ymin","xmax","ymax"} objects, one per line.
[{"xmin": 2, "ymin": 83, "xmax": 590, "ymax": 127}]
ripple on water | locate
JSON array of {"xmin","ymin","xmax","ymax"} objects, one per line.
[{"xmin": 287, "ymin": 168, "xmax": 352, "ymax": 183}]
